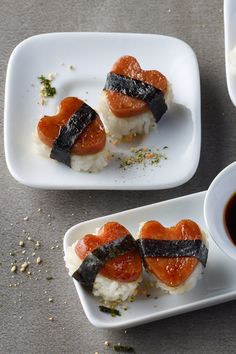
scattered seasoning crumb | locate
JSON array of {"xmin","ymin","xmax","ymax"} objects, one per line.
[
  {"xmin": 38, "ymin": 75, "xmax": 56, "ymax": 105},
  {"xmin": 48, "ymin": 316, "xmax": 54, "ymax": 321},
  {"xmin": 36, "ymin": 257, "xmax": 42, "ymax": 265},
  {"xmin": 27, "ymin": 271, "xmax": 32, "ymax": 276},
  {"xmin": 46, "ymin": 276, "xmax": 54, "ymax": 281},
  {"xmin": 22, "ymin": 250, "xmax": 26, "ymax": 254},
  {"xmin": 20, "ymin": 262, "xmax": 28, "ymax": 272},
  {"xmin": 27, "ymin": 236, "xmax": 31, "ymax": 241},
  {"xmin": 19, "ymin": 241, "xmax": 24, "ymax": 247},
  {"xmin": 99, "ymin": 305, "xmax": 121, "ymax": 317},
  {"xmin": 11, "ymin": 265, "xmax": 17, "ymax": 273},
  {"xmin": 35, "ymin": 241, "xmax": 41, "ymax": 248},
  {"xmin": 10, "ymin": 252, "xmax": 15, "ymax": 256},
  {"xmin": 119, "ymin": 146, "xmax": 167, "ymax": 170},
  {"xmin": 32, "ymin": 252, "xmax": 36, "ymax": 257},
  {"xmin": 113, "ymin": 344, "xmax": 135, "ymax": 353},
  {"xmin": 37, "ymin": 208, "xmax": 42, "ymax": 212},
  {"xmin": 68, "ymin": 64, "xmax": 75, "ymax": 70},
  {"xmin": 48, "ymin": 298, "xmax": 53, "ymax": 303},
  {"xmin": 23, "ymin": 216, "xmax": 29, "ymax": 221},
  {"xmin": 104, "ymin": 341, "xmax": 110, "ymax": 347}
]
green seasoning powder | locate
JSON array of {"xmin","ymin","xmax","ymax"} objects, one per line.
[{"xmin": 38, "ymin": 75, "xmax": 56, "ymax": 97}]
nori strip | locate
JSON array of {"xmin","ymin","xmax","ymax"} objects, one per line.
[
  {"xmin": 72, "ymin": 234, "xmax": 138, "ymax": 291},
  {"xmin": 50, "ymin": 103, "xmax": 97, "ymax": 167},
  {"xmin": 104, "ymin": 72, "xmax": 167, "ymax": 123},
  {"xmin": 137, "ymin": 239, "xmax": 208, "ymax": 267},
  {"xmin": 113, "ymin": 344, "xmax": 135, "ymax": 353},
  {"xmin": 99, "ymin": 305, "xmax": 121, "ymax": 317}
]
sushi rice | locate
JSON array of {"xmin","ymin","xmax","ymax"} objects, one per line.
[
  {"xmin": 33, "ymin": 132, "xmax": 109, "ymax": 173},
  {"xmin": 64, "ymin": 241, "xmax": 142, "ymax": 303},
  {"xmin": 97, "ymin": 82, "xmax": 173, "ymax": 142}
]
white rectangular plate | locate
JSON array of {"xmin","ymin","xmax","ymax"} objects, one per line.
[
  {"xmin": 224, "ymin": 0, "xmax": 236, "ymax": 106},
  {"xmin": 64, "ymin": 191, "xmax": 236, "ymax": 329},
  {"xmin": 5, "ymin": 32, "xmax": 200, "ymax": 190}
]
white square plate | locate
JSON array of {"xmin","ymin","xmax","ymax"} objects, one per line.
[
  {"xmin": 64, "ymin": 191, "xmax": 236, "ymax": 329},
  {"xmin": 224, "ymin": 0, "xmax": 236, "ymax": 106},
  {"xmin": 5, "ymin": 32, "xmax": 200, "ymax": 190}
]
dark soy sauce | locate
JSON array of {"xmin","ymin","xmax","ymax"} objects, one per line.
[{"xmin": 224, "ymin": 192, "xmax": 236, "ymax": 246}]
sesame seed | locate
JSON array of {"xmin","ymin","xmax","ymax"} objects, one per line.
[
  {"xmin": 11, "ymin": 265, "xmax": 17, "ymax": 273},
  {"xmin": 35, "ymin": 241, "xmax": 40, "ymax": 248},
  {"xmin": 19, "ymin": 241, "xmax": 24, "ymax": 247},
  {"xmin": 27, "ymin": 236, "xmax": 31, "ymax": 241},
  {"xmin": 48, "ymin": 298, "xmax": 53, "ymax": 303},
  {"xmin": 104, "ymin": 341, "xmax": 109, "ymax": 346},
  {"xmin": 48, "ymin": 316, "xmax": 54, "ymax": 321},
  {"xmin": 32, "ymin": 252, "xmax": 36, "ymax": 256},
  {"xmin": 23, "ymin": 216, "xmax": 29, "ymax": 221},
  {"xmin": 22, "ymin": 250, "xmax": 26, "ymax": 254},
  {"xmin": 36, "ymin": 257, "xmax": 42, "ymax": 265},
  {"xmin": 37, "ymin": 208, "xmax": 42, "ymax": 212}
]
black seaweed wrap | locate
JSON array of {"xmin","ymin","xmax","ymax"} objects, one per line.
[
  {"xmin": 137, "ymin": 239, "xmax": 208, "ymax": 267},
  {"xmin": 50, "ymin": 103, "xmax": 97, "ymax": 167},
  {"xmin": 104, "ymin": 72, "xmax": 168, "ymax": 123},
  {"xmin": 72, "ymin": 234, "xmax": 139, "ymax": 291}
]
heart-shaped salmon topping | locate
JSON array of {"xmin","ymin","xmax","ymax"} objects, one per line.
[
  {"xmin": 139, "ymin": 220, "xmax": 203, "ymax": 287},
  {"xmin": 75, "ymin": 222, "xmax": 142, "ymax": 282},
  {"xmin": 37, "ymin": 97, "xmax": 106, "ymax": 155},
  {"xmin": 106, "ymin": 56, "xmax": 168, "ymax": 118}
]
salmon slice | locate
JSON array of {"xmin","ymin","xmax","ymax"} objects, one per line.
[
  {"xmin": 75, "ymin": 222, "xmax": 142, "ymax": 282},
  {"xmin": 37, "ymin": 97, "xmax": 106, "ymax": 155},
  {"xmin": 139, "ymin": 220, "xmax": 203, "ymax": 287},
  {"xmin": 106, "ymin": 55, "xmax": 168, "ymax": 118}
]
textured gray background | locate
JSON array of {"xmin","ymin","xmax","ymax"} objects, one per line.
[{"xmin": 1, "ymin": 0, "xmax": 236, "ymax": 353}]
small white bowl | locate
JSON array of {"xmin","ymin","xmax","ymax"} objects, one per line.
[{"xmin": 204, "ymin": 162, "xmax": 236, "ymax": 261}]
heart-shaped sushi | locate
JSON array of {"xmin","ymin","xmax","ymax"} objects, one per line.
[
  {"xmin": 138, "ymin": 220, "xmax": 208, "ymax": 294},
  {"xmin": 35, "ymin": 97, "xmax": 109, "ymax": 172},
  {"xmin": 98, "ymin": 55, "xmax": 172, "ymax": 141},
  {"xmin": 65, "ymin": 222, "xmax": 143, "ymax": 303}
]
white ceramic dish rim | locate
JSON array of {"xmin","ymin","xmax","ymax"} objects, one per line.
[
  {"xmin": 204, "ymin": 161, "xmax": 236, "ymax": 261},
  {"xmin": 4, "ymin": 32, "xmax": 201, "ymax": 190},
  {"xmin": 224, "ymin": 0, "xmax": 236, "ymax": 106},
  {"xmin": 64, "ymin": 191, "xmax": 236, "ymax": 329}
]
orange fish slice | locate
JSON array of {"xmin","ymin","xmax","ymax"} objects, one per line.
[
  {"xmin": 75, "ymin": 222, "xmax": 142, "ymax": 282},
  {"xmin": 37, "ymin": 97, "xmax": 106, "ymax": 155},
  {"xmin": 106, "ymin": 55, "xmax": 168, "ymax": 118},
  {"xmin": 139, "ymin": 220, "xmax": 204, "ymax": 287}
]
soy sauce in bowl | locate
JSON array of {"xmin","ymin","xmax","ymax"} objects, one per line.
[{"xmin": 224, "ymin": 192, "xmax": 236, "ymax": 246}]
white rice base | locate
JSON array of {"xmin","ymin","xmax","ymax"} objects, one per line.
[
  {"xmin": 64, "ymin": 240, "xmax": 142, "ymax": 303},
  {"xmin": 33, "ymin": 132, "xmax": 109, "ymax": 173},
  {"xmin": 97, "ymin": 81, "xmax": 173, "ymax": 141},
  {"xmin": 138, "ymin": 222, "xmax": 208, "ymax": 295}
]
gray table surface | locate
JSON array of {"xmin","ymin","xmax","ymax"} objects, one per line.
[{"xmin": 1, "ymin": 0, "xmax": 236, "ymax": 353}]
